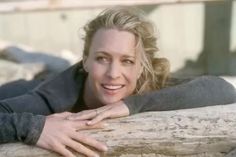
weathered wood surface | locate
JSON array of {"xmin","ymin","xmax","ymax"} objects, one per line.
[{"xmin": 0, "ymin": 103, "xmax": 236, "ymax": 157}]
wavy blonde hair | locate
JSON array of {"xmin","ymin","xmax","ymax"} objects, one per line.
[{"xmin": 82, "ymin": 7, "xmax": 170, "ymax": 94}]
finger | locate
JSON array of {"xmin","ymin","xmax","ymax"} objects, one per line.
[
  {"xmin": 79, "ymin": 122, "xmax": 107, "ymax": 130},
  {"xmin": 52, "ymin": 143, "xmax": 76, "ymax": 157},
  {"xmin": 87, "ymin": 111, "xmax": 111, "ymax": 125},
  {"xmin": 72, "ymin": 120, "xmax": 106, "ymax": 130},
  {"xmin": 68, "ymin": 106, "xmax": 111, "ymax": 121},
  {"xmin": 64, "ymin": 138, "xmax": 100, "ymax": 157},
  {"xmin": 71, "ymin": 132, "xmax": 108, "ymax": 152},
  {"xmin": 87, "ymin": 103, "xmax": 129, "ymax": 125},
  {"xmin": 54, "ymin": 112, "xmax": 73, "ymax": 118},
  {"xmin": 67, "ymin": 110, "xmax": 96, "ymax": 120}
]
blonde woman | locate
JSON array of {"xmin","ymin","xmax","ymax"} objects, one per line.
[{"xmin": 0, "ymin": 7, "xmax": 235, "ymax": 157}]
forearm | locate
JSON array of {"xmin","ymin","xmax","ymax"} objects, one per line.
[
  {"xmin": 0, "ymin": 101, "xmax": 46, "ymax": 144},
  {"xmin": 0, "ymin": 112, "xmax": 45, "ymax": 144},
  {"xmin": 0, "ymin": 93, "xmax": 53, "ymax": 115},
  {"xmin": 0, "ymin": 63, "xmax": 82, "ymax": 115},
  {"xmin": 124, "ymin": 76, "xmax": 236, "ymax": 114}
]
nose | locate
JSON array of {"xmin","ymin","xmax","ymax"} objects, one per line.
[{"xmin": 106, "ymin": 62, "xmax": 121, "ymax": 79}]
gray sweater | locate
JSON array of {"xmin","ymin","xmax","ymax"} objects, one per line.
[{"xmin": 0, "ymin": 63, "xmax": 235, "ymax": 144}]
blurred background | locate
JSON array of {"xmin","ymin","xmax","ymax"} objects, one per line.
[{"xmin": 0, "ymin": 0, "xmax": 235, "ymax": 85}]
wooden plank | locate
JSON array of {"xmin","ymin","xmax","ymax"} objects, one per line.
[
  {"xmin": 0, "ymin": 0, "xmax": 224, "ymax": 13},
  {"xmin": 0, "ymin": 103, "xmax": 235, "ymax": 157}
]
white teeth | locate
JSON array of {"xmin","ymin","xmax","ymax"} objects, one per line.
[{"xmin": 102, "ymin": 85, "xmax": 123, "ymax": 90}]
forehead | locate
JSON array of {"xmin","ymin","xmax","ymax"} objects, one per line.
[{"xmin": 89, "ymin": 28, "xmax": 137, "ymax": 57}]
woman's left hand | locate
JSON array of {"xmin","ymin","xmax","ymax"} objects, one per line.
[{"xmin": 67, "ymin": 101, "xmax": 129, "ymax": 125}]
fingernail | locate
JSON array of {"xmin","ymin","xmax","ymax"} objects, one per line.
[
  {"xmin": 102, "ymin": 123, "xmax": 109, "ymax": 127},
  {"xmin": 87, "ymin": 121, "xmax": 92, "ymax": 125},
  {"xmin": 102, "ymin": 145, "xmax": 108, "ymax": 151}
]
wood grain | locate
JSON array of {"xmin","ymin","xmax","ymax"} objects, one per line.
[{"xmin": 0, "ymin": 103, "xmax": 236, "ymax": 156}]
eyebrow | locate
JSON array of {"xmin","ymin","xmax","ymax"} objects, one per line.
[{"xmin": 96, "ymin": 51, "xmax": 136, "ymax": 59}]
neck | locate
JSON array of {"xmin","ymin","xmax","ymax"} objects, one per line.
[{"xmin": 83, "ymin": 78, "xmax": 103, "ymax": 109}]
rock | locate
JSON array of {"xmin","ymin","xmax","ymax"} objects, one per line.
[
  {"xmin": 0, "ymin": 59, "xmax": 45, "ymax": 85},
  {"xmin": 0, "ymin": 46, "xmax": 71, "ymax": 73},
  {"xmin": 221, "ymin": 76, "xmax": 236, "ymax": 88}
]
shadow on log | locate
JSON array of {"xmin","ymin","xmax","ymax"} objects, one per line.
[{"xmin": 1, "ymin": 103, "xmax": 236, "ymax": 157}]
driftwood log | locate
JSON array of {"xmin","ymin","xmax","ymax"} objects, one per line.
[{"xmin": 0, "ymin": 103, "xmax": 236, "ymax": 157}]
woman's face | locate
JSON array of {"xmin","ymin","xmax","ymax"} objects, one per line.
[{"xmin": 84, "ymin": 28, "xmax": 142, "ymax": 105}]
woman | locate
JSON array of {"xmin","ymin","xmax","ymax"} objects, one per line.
[{"xmin": 0, "ymin": 7, "xmax": 235, "ymax": 157}]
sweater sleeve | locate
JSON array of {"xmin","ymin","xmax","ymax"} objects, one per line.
[
  {"xmin": 0, "ymin": 63, "xmax": 81, "ymax": 115},
  {"xmin": 124, "ymin": 76, "xmax": 236, "ymax": 115},
  {"xmin": 0, "ymin": 63, "xmax": 82, "ymax": 144},
  {"xmin": 0, "ymin": 112, "xmax": 46, "ymax": 145}
]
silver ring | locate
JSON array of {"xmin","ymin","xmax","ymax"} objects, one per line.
[{"xmin": 65, "ymin": 116, "xmax": 70, "ymax": 120}]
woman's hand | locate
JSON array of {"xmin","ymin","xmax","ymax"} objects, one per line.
[
  {"xmin": 67, "ymin": 101, "xmax": 130, "ymax": 125},
  {"xmin": 36, "ymin": 112, "xmax": 108, "ymax": 157}
]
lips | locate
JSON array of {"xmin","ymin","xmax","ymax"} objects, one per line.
[{"xmin": 102, "ymin": 84, "xmax": 124, "ymax": 90}]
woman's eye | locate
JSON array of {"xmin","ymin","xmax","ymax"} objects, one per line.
[
  {"xmin": 96, "ymin": 56, "xmax": 109, "ymax": 63},
  {"xmin": 123, "ymin": 59, "xmax": 134, "ymax": 64}
]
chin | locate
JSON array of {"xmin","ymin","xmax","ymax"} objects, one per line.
[
  {"xmin": 99, "ymin": 96, "xmax": 122, "ymax": 105},
  {"xmin": 101, "ymin": 100, "xmax": 119, "ymax": 105}
]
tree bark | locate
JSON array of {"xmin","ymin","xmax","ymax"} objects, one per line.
[{"xmin": 1, "ymin": 103, "xmax": 236, "ymax": 157}]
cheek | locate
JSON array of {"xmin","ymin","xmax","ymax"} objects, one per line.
[
  {"xmin": 123, "ymin": 70, "xmax": 139, "ymax": 96},
  {"xmin": 124, "ymin": 67, "xmax": 140, "ymax": 84},
  {"xmin": 88, "ymin": 63, "xmax": 106, "ymax": 82}
]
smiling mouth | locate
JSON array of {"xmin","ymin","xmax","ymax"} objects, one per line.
[{"xmin": 101, "ymin": 84, "xmax": 124, "ymax": 90}]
